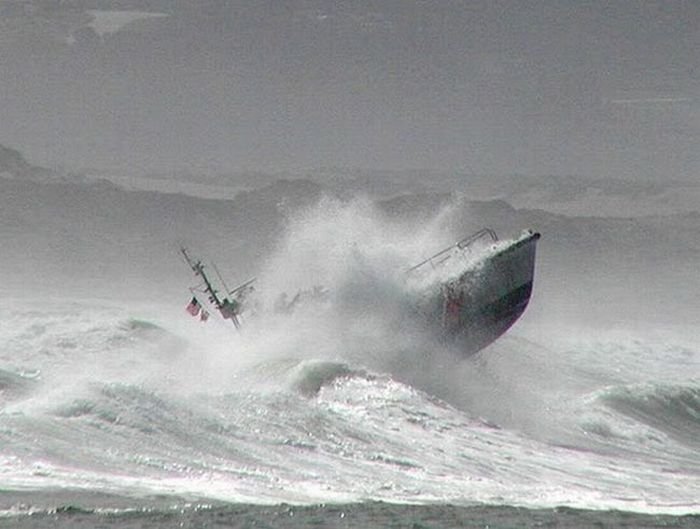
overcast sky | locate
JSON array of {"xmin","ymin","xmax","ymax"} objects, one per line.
[{"xmin": 0, "ymin": 1, "xmax": 698, "ymax": 179}]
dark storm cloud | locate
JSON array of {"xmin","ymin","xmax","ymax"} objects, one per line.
[{"xmin": 0, "ymin": 1, "xmax": 698, "ymax": 178}]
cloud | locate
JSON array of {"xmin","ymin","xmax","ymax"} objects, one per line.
[
  {"xmin": 607, "ymin": 97, "xmax": 693, "ymax": 106},
  {"xmin": 86, "ymin": 9, "xmax": 168, "ymax": 38}
]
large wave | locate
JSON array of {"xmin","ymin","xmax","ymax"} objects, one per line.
[
  {"xmin": 1, "ymin": 292, "xmax": 699, "ymax": 513},
  {"xmin": 2, "ymin": 182, "xmax": 699, "ymax": 514},
  {"xmin": 600, "ymin": 383, "xmax": 700, "ymax": 448}
]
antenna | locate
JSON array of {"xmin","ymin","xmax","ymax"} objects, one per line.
[{"xmin": 180, "ymin": 246, "xmax": 203, "ymax": 275}]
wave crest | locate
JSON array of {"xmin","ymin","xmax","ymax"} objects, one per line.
[{"xmin": 601, "ymin": 382, "xmax": 700, "ymax": 448}]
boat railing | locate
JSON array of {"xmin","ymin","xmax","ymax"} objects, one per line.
[
  {"xmin": 456, "ymin": 227, "xmax": 498, "ymax": 250},
  {"xmin": 407, "ymin": 228, "xmax": 498, "ymax": 273}
]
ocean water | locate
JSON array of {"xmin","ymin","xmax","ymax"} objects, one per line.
[
  {"xmin": 1, "ymin": 178, "xmax": 699, "ymax": 528},
  {"xmin": 1, "ymin": 292, "xmax": 698, "ymax": 527}
]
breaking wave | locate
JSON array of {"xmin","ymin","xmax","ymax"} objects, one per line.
[
  {"xmin": 600, "ymin": 383, "xmax": 700, "ymax": 448},
  {"xmin": 0, "ymin": 296, "xmax": 699, "ymax": 513},
  {"xmin": 0, "ymin": 368, "xmax": 38, "ymax": 402},
  {"xmin": 288, "ymin": 360, "xmax": 363, "ymax": 397},
  {"xmin": 2, "ymin": 190, "xmax": 700, "ymax": 515}
]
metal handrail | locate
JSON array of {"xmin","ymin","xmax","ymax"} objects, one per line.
[
  {"xmin": 456, "ymin": 228, "xmax": 498, "ymax": 249},
  {"xmin": 407, "ymin": 228, "xmax": 499, "ymax": 273}
]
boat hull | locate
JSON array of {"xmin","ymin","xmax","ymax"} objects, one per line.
[
  {"xmin": 415, "ymin": 230, "xmax": 540, "ymax": 355},
  {"xmin": 451, "ymin": 231, "xmax": 540, "ymax": 354}
]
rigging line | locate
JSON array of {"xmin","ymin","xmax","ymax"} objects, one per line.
[
  {"xmin": 189, "ymin": 282, "xmax": 207, "ymax": 293},
  {"xmin": 212, "ymin": 262, "xmax": 231, "ymax": 298}
]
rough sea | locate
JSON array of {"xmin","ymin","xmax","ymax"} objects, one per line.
[{"xmin": 1, "ymin": 173, "xmax": 699, "ymax": 528}]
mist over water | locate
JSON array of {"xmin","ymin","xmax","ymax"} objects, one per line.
[{"xmin": 1, "ymin": 170, "xmax": 699, "ymax": 524}]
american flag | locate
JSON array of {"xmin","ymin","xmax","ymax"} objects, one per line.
[{"xmin": 186, "ymin": 297, "xmax": 200, "ymax": 317}]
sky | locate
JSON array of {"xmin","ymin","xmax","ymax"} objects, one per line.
[{"xmin": 0, "ymin": 1, "xmax": 698, "ymax": 179}]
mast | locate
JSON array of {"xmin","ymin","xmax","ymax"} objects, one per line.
[{"xmin": 181, "ymin": 247, "xmax": 240, "ymax": 328}]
